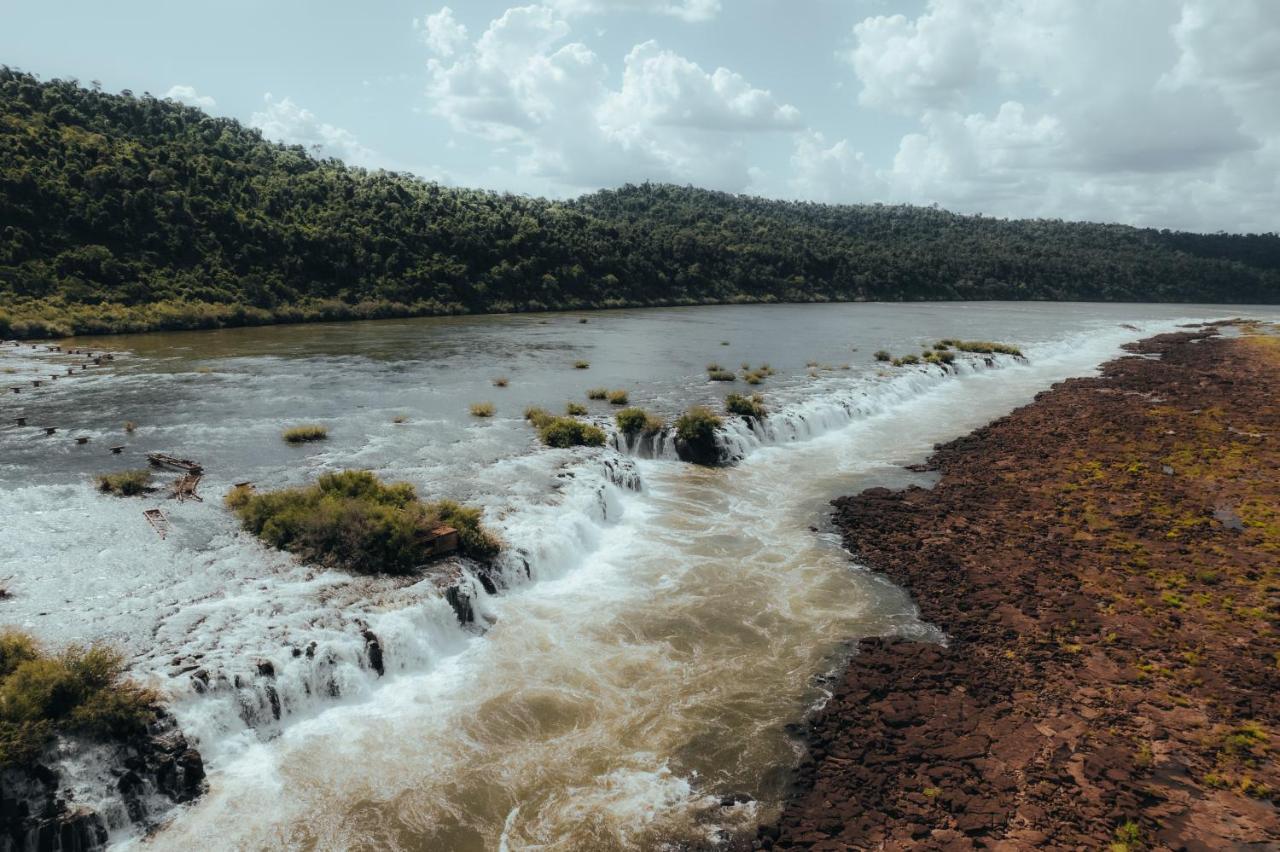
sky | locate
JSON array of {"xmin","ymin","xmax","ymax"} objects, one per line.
[{"xmin": 3, "ymin": 0, "xmax": 1278, "ymax": 233}]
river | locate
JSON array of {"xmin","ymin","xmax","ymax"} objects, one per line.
[{"xmin": 1, "ymin": 301, "xmax": 1273, "ymax": 850}]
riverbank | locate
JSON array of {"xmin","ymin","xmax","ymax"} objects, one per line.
[{"xmin": 766, "ymin": 324, "xmax": 1279, "ymax": 849}]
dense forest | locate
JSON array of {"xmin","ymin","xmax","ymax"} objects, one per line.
[{"xmin": 1, "ymin": 67, "xmax": 1277, "ymax": 339}]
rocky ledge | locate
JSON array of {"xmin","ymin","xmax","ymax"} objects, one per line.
[
  {"xmin": 764, "ymin": 326, "xmax": 1279, "ymax": 850},
  {"xmin": 1, "ymin": 712, "xmax": 205, "ymax": 852}
]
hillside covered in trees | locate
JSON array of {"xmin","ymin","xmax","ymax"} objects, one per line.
[{"xmin": 1, "ymin": 67, "xmax": 1277, "ymax": 339}]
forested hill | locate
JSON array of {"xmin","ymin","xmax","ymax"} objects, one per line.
[{"xmin": 2, "ymin": 68, "xmax": 1278, "ymax": 339}]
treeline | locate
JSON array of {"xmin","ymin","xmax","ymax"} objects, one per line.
[{"xmin": 1, "ymin": 67, "xmax": 1277, "ymax": 339}]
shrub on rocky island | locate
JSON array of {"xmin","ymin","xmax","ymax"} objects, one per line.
[
  {"xmin": 607, "ymin": 389, "xmax": 629, "ymax": 405},
  {"xmin": 725, "ymin": 393, "xmax": 767, "ymax": 419},
  {"xmin": 0, "ymin": 630, "xmax": 157, "ymax": 769},
  {"xmin": 674, "ymin": 405, "xmax": 723, "ymax": 465},
  {"xmin": 615, "ymin": 407, "xmax": 665, "ymax": 435},
  {"xmin": 874, "ymin": 350, "xmax": 892, "ymax": 362},
  {"xmin": 538, "ymin": 416, "xmax": 607, "ymax": 448},
  {"xmin": 282, "ymin": 424, "xmax": 328, "ymax": 443},
  {"xmin": 95, "ymin": 469, "xmax": 152, "ymax": 496},
  {"xmin": 224, "ymin": 470, "xmax": 499, "ymax": 572}
]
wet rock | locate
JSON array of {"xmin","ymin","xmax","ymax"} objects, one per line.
[{"xmin": 362, "ymin": 629, "xmax": 385, "ymax": 677}]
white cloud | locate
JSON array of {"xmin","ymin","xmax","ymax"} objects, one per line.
[
  {"xmin": 547, "ymin": 0, "xmax": 719, "ymax": 22},
  {"xmin": 164, "ymin": 84, "xmax": 216, "ymax": 110},
  {"xmin": 250, "ymin": 94, "xmax": 382, "ymax": 169},
  {"xmin": 822, "ymin": 0, "xmax": 1280, "ymax": 231},
  {"xmin": 414, "ymin": 6, "xmax": 469, "ymax": 58},
  {"xmin": 422, "ymin": 5, "xmax": 798, "ymax": 192}
]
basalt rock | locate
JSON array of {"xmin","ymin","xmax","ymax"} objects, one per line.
[{"xmin": 1, "ymin": 712, "xmax": 205, "ymax": 852}]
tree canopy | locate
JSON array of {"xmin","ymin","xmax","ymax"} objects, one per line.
[{"xmin": 1, "ymin": 67, "xmax": 1276, "ymax": 338}]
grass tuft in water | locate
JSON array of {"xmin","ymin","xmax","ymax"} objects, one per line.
[
  {"xmin": 469, "ymin": 401, "xmax": 496, "ymax": 418},
  {"xmin": 282, "ymin": 424, "xmax": 328, "ymax": 443},
  {"xmin": 95, "ymin": 469, "xmax": 152, "ymax": 496}
]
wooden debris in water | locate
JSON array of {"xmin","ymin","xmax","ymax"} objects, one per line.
[
  {"xmin": 170, "ymin": 473, "xmax": 203, "ymax": 503},
  {"xmin": 110, "ymin": 445, "xmax": 124, "ymax": 454},
  {"xmin": 8, "ymin": 386, "xmax": 20, "ymax": 394},
  {"xmin": 43, "ymin": 427, "xmax": 55, "ymax": 436},
  {"xmin": 14, "ymin": 417, "xmax": 25, "ymax": 426},
  {"xmin": 147, "ymin": 452, "xmax": 204, "ymax": 475},
  {"xmin": 143, "ymin": 508, "xmax": 170, "ymax": 539},
  {"xmin": 75, "ymin": 436, "xmax": 89, "ymax": 445}
]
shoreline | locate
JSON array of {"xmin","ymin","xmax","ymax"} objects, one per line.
[{"xmin": 764, "ymin": 325, "xmax": 1279, "ymax": 849}]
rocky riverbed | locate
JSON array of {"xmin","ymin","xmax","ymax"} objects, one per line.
[{"xmin": 765, "ymin": 324, "xmax": 1279, "ymax": 850}]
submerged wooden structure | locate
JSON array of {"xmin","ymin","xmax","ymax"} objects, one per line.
[
  {"xmin": 143, "ymin": 508, "xmax": 170, "ymax": 539},
  {"xmin": 147, "ymin": 452, "xmax": 204, "ymax": 475}
]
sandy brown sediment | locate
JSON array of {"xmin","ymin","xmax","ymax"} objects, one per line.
[{"xmin": 763, "ymin": 326, "xmax": 1280, "ymax": 850}]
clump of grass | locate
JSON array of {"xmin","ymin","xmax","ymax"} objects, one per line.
[
  {"xmin": 674, "ymin": 406, "xmax": 722, "ymax": 464},
  {"xmin": 708, "ymin": 370, "xmax": 736, "ymax": 382},
  {"xmin": 492, "ymin": 377, "xmax": 509, "ymax": 387},
  {"xmin": 95, "ymin": 469, "xmax": 152, "ymax": 497},
  {"xmin": 952, "ymin": 340, "xmax": 1023, "ymax": 357},
  {"xmin": 282, "ymin": 424, "xmax": 328, "ymax": 444},
  {"xmin": 123, "ymin": 420, "xmax": 136, "ymax": 433},
  {"xmin": 725, "ymin": 393, "xmax": 766, "ymax": 419},
  {"xmin": 586, "ymin": 388, "xmax": 608, "ymax": 400},
  {"xmin": 392, "ymin": 415, "xmax": 408, "ymax": 424},
  {"xmin": 720, "ymin": 340, "xmax": 730, "ymax": 346},
  {"xmin": 607, "ymin": 389, "xmax": 629, "ymax": 405},
  {"xmin": 565, "ymin": 402, "xmax": 588, "ymax": 416},
  {"xmin": 615, "ymin": 407, "xmax": 664, "ymax": 436},
  {"xmin": 225, "ymin": 469, "xmax": 499, "ymax": 572},
  {"xmin": 469, "ymin": 402, "xmax": 495, "ymax": 418},
  {"xmin": 573, "ymin": 360, "xmax": 590, "ymax": 369},
  {"xmin": 706, "ymin": 362, "xmax": 723, "ymax": 372},
  {"xmin": 1110, "ymin": 820, "xmax": 1142, "ymax": 852},
  {"xmin": 537, "ymin": 416, "xmax": 607, "ymax": 448},
  {"xmin": 525, "ymin": 406, "xmax": 553, "ymax": 427},
  {"xmin": 0, "ymin": 630, "xmax": 157, "ymax": 769},
  {"xmin": 874, "ymin": 350, "xmax": 892, "ymax": 362},
  {"xmin": 744, "ymin": 372, "xmax": 763, "ymax": 385},
  {"xmin": 891, "ymin": 354, "xmax": 921, "ymax": 366}
]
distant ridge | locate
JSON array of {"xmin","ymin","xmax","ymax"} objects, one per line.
[{"xmin": 1, "ymin": 67, "xmax": 1277, "ymax": 338}]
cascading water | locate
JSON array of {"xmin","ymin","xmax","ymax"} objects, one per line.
[{"xmin": 4, "ymin": 302, "xmax": 1274, "ymax": 850}]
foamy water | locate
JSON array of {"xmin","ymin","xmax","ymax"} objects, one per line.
[{"xmin": 2, "ymin": 302, "xmax": 1273, "ymax": 849}]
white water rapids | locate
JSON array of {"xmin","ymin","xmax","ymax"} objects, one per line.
[{"xmin": 2, "ymin": 302, "xmax": 1273, "ymax": 849}]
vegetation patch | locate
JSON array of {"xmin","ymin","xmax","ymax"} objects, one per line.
[
  {"xmin": 95, "ymin": 468, "xmax": 152, "ymax": 496},
  {"xmin": 574, "ymin": 360, "xmax": 590, "ymax": 369},
  {"xmin": 586, "ymin": 388, "xmax": 608, "ymax": 400},
  {"xmin": 469, "ymin": 401, "xmax": 495, "ymax": 418},
  {"xmin": 615, "ymin": 407, "xmax": 665, "ymax": 435},
  {"xmin": 874, "ymin": 350, "xmax": 892, "ymax": 362},
  {"xmin": 607, "ymin": 389, "xmax": 629, "ymax": 405},
  {"xmin": 225, "ymin": 470, "xmax": 498, "ymax": 571},
  {"xmin": 725, "ymin": 393, "xmax": 767, "ymax": 419},
  {"xmin": 565, "ymin": 401, "xmax": 588, "ymax": 416},
  {"xmin": 0, "ymin": 630, "xmax": 157, "ymax": 769},
  {"xmin": 674, "ymin": 405, "xmax": 723, "ymax": 464},
  {"xmin": 492, "ymin": 376, "xmax": 509, "ymax": 387},
  {"xmin": 708, "ymin": 370, "xmax": 736, "ymax": 382},
  {"xmin": 282, "ymin": 424, "xmax": 328, "ymax": 443},
  {"xmin": 537, "ymin": 416, "xmax": 606, "ymax": 448}
]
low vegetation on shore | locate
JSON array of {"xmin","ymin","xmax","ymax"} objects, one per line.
[
  {"xmin": 282, "ymin": 424, "xmax": 328, "ymax": 443},
  {"xmin": 95, "ymin": 468, "xmax": 152, "ymax": 496},
  {"xmin": 0, "ymin": 630, "xmax": 157, "ymax": 769},
  {"xmin": 224, "ymin": 470, "xmax": 499, "ymax": 572}
]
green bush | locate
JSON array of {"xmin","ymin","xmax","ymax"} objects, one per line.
[
  {"xmin": 615, "ymin": 407, "xmax": 664, "ymax": 435},
  {"xmin": 953, "ymin": 340, "xmax": 1024, "ymax": 357},
  {"xmin": 676, "ymin": 406, "xmax": 722, "ymax": 443},
  {"xmin": 95, "ymin": 469, "xmax": 152, "ymax": 496},
  {"xmin": 574, "ymin": 360, "xmax": 590, "ymax": 369},
  {"xmin": 892, "ymin": 354, "xmax": 921, "ymax": 366},
  {"xmin": 586, "ymin": 388, "xmax": 608, "ymax": 400},
  {"xmin": 607, "ymin": 389, "xmax": 629, "ymax": 405},
  {"xmin": 282, "ymin": 424, "xmax": 328, "ymax": 443},
  {"xmin": 725, "ymin": 393, "xmax": 766, "ymax": 418},
  {"xmin": 565, "ymin": 402, "xmax": 588, "ymax": 416},
  {"xmin": 225, "ymin": 470, "xmax": 499, "ymax": 572},
  {"xmin": 0, "ymin": 631, "xmax": 156, "ymax": 769},
  {"xmin": 524, "ymin": 406, "xmax": 553, "ymax": 428},
  {"xmin": 706, "ymin": 362, "xmax": 723, "ymax": 372},
  {"xmin": 469, "ymin": 401, "xmax": 495, "ymax": 417},
  {"xmin": 537, "ymin": 416, "xmax": 607, "ymax": 448},
  {"xmin": 874, "ymin": 350, "xmax": 892, "ymax": 362},
  {"xmin": 707, "ymin": 370, "xmax": 736, "ymax": 382}
]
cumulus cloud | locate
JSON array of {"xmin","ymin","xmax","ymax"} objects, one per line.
[
  {"xmin": 414, "ymin": 6, "xmax": 469, "ymax": 58},
  {"xmin": 816, "ymin": 0, "xmax": 1280, "ymax": 231},
  {"xmin": 422, "ymin": 4, "xmax": 798, "ymax": 191},
  {"xmin": 164, "ymin": 85, "xmax": 216, "ymax": 110},
  {"xmin": 250, "ymin": 94, "xmax": 382, "ymax": 168}
]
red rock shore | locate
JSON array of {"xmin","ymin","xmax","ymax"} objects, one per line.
[{"xmin": 762, "ymin": 326, "xmax": 1279, "ymax": 850}]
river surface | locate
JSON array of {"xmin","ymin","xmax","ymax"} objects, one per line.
[{"xmin": 2, "ymin": 302, "xmax": 1275, "ymax": 850}]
